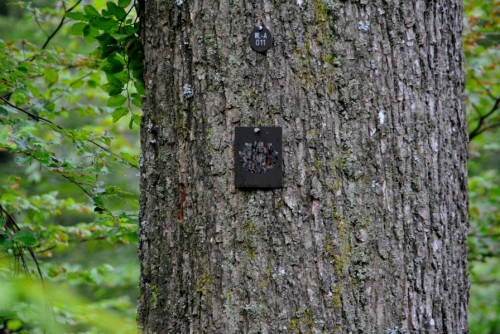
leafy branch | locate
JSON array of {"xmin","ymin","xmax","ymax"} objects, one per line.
[
  {"xmin": 0, "ymin": 205, "xmax": 43, "ymax": 281},
  {"xmin": 65, "ymin": 0, "xmax": 144, "ymax": 125},
  {"xmin": 0, "ymin": 96, "xmax": 138, "ymax": 170}
]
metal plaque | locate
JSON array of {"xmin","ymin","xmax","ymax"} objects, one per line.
[
  {"xmin": 249, "ymin": 26, "xmax": 273, "ymax": 53},
  {"xmin": 235, "ymin": 127, "xmax": 282, "ymax": 189}
]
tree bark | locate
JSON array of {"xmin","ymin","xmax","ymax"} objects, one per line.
[{"xmin": 138, "ymin": 1, "xmax": 469, "ymax": 333}]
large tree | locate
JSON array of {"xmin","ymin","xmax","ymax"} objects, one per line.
[{"xmin": 138, "ymin": 1, "xmax": 469, "ymax": 333}]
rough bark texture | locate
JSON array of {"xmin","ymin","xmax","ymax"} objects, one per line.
[{"xmin": 138, "ymin": 0, "xmax": 469, "ymax": 333}]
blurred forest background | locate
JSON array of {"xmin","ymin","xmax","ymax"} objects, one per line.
[{"xmin": 0, "ymin": 0, "xmax": 497, "ymax": 333}]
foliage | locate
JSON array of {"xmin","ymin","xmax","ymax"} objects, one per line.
[
  {"xmin": 65, "ymin": 0, "xmax": 144, "ymax": 125},
  {"xmin": 0, "ymin": 273, "xmax": 137, "ymax": 333},
  {"xmin": 468, "ymin": 258, "xmax": 500, "ymax": 333},
  {"xmin": 464, "ymin": 0, "xmax": 499, "ymax": 332},
  {"xmin": 464, "ymin": 0, "xmax": 499, "ymax": 141},
  {"xmin": 468, "ymin": 168, "xmax": 499, "ymax": 262},
  {"xmin": 0, "ymin": 0, "xmax": 142, "ymax": 332}
]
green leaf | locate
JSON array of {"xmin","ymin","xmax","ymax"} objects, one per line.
[
  {"xmin": 65, "ymin": 12, "xmax": 89, "ymax": 21},
  {"xmin": 45, "ymin": 101, "xmax": 56, "ymax": 112},
  {"xmin": 12, "ymin": 229, "xmax": 37, "ymax": 247},
  {"xmin": 11, "ymin": 89, "xmax": 29, "ymax": 105},
  {"xmin": 70, "ymin": 22, "xmax": 88, "ymax": 36},
  {"xmin": 95, "ymin": 32, "xmax": 118, "ymax": 44},
  {"xmin": 130, "ymin": 114, "xmax": 141, "ymax": 129},
  {"xmin": 0, "ymin": 126, "xmax": 12, "ymax": 147},
  {"xmin": 121, "ymin": 24, "xmax": 138, "ymax": 35},
  {"xmin": 132, "ymin": 69, "xmax": 144, "ymax": 84},
  {"xmin": 0, "ymin": 235, "xmax": 13, "ymax": 250},
  {"xmin": 87, "ymin": 79, "xmax": 98, "ymax": 88},
  {"xmin": 32, "ymin": 150, "xmax": 51, "ymax": 164},
  {"xmin": 100, "ymin": 61, "xmax": 123, "ymax": 75},
  {"xmin": 17, "ymin": 64, "xmax": 29, "ymax": 73},
  {"xmin": 106, "ymin": 2, "xmax": 127, "ymax": 20},
  {"xmin": 84, "ymin": 5, "xmax": 100, "ymax": 17},
  {"xmin": 118, "ymin": 0, "xmax": 132, "ymax": 8},
  {"xmin": 108, "ymin": 95, "xmax": 127, "ymax": 107},
  {"xmin": 131, "ymin": 95, "xmax": 142, "ymax": 108},
  {"xmin": 103, "ymin": 75, "xmax": 124, "ymax": 96},
  {"xmin": 43, "ymin": 68, "xmax": 59, "ymax": 85},
  {"xmin": 0, "ymin": 216, "xmax": 5, "ymax": 228},
  {"xmin": 100, "ymin": 55, "xmax": 124, "ymax": 74},
  {"xmin": 103, "ymin": 83, "xmax": 123, "ymax": 96},
  {"xmin": 6, "ymin": 319, "xmax": 23, "ymax": 331},
  {"xmin": 134, "ymin": 79, "xmax": 146, "ymax": 96},
  {"xmin": 100, "ymin": 44, "xmax": 120, "ymax": 58},
  {"xmin": 93, "ymin": 195, "xmax": 104, "ymax": 207},
  {"xmin": 0, "ymin": 310, "xmax": 16, "ymax": 319},
  {"xmin": 129, "ymin": 56, "xmax": 144, "ymax": 72},
  {"xmin": 113, "ymin": 70, "xmax": 129, "ymax": 83},
  {"xmin": 112, "ymin": 107, "xmax": 128, "ymax": 123},
  {"xmin": 95, "ymin": 33, "xmax": 119, "ymax": 58},
  {"xmin": 90, "ymin": 17, "xmax": 118, "ymax": 31},
  {"xmin": 83, "ymin": 24, "xmax": 99, "ymax": 38},
  {"xmin": 0, "ymin": 105, "xmax": 9, "ymax": 115}
]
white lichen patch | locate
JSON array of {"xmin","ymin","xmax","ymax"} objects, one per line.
[
  {"xmin": 379, "ymin": 110, "xmax": 386, "ymax": 124},
  {"xmin": 182, "ymin": 83, "xmax": 194, "ymax": 99},
  {"xmin": 358, "ymin": 20, "xmax": 371, "ymax": 31},
  {"xmin": 147, "ymin": 119, "xmax": 154, "ymax": 131},
  {"xmin": 175, "ymin": 0, "xmax": 184, "ymax": 6},
  {"xmin": 378, "ymin": 8, "xmax": 386, "ymax": 15},
  {"xmin": 297, "ymin": 0, "xmax": 304, "ymax": 6}
]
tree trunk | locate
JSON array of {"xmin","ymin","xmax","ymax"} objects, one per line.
[{"xmin": 138, "ymin": 1, "xmax": 469, "ymax": 333}]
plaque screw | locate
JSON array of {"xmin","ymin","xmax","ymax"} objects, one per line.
[
  {"xmin": 254, "ymin": 127, "xmax": 261, "ymax": 133},
  {"xmin": 258, "ymin": 26, "xmax": 263, "ymax": 31}
]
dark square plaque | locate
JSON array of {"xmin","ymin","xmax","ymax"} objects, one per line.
[{"xmin": 234, "ymin": 127, "xmax": 283, "ymax": 189}]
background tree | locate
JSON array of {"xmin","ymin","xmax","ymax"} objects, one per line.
[{"xmin": 138, "ymin": 1, "xmax": 468, "ymax": 333}]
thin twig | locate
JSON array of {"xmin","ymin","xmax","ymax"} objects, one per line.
[
  {"xmin": 469, "ymin": 98, "xmax": 500, "ymax": 140},
  {"xmin": 58, "ymin": 174, "xmax": 93, "ymax": 199},
  {"xmin": 0, "ymin": 96, "xmax": 62, "ymax": 128},
  {"xmin": 30, "ymin": 3, "xmax": 49, "ymax": 37},
  {"xmin": 41, "ymin": 0, "xmax": 83, "ymax": 50},
  {"xmin": 472, "ymin": 75, "xmax": 496, "ymax": 101},
  {"xmin": 471, "ymin": 122, "xmax": 500, "ymax": 138},
  {"xmin": 119, "ymin": 0, "xmax": 137, "ymax": 31},
  {"xmin": 36, "ymin": 235, "xmax": 108, "ymax": 253}
]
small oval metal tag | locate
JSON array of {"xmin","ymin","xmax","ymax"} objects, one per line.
[{"xmin": 249, "ymin": 26, "xmax": 273, "ymax": 53}]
